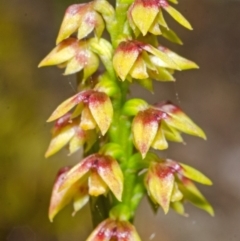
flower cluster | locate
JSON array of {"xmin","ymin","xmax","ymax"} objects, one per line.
[
  {"xmin": 39, "ymin": 0, "xmax": 212, "ymax": 240},
  {"xmin": 144, "ymin": 155, "xmax": 213, "ymax": 215}
]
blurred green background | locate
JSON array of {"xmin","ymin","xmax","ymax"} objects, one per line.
[{"xmin": 1, "ymin": 0, "xmax": 240, "ymax": 240}]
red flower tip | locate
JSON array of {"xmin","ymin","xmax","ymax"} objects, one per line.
[{"xmin": 86, "ymin": 218, "xmax": 141, "ymax": 241}]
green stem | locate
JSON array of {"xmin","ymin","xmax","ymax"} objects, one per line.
[
  {"xmin": 90, "ymin": 196, "xmax": 111, "ymax": 227},
  {"xmin": 89, "ymin": 0, "xmax": 141, "ymax": 226}
]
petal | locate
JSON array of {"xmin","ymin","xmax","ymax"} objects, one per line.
[
  {"xmin": 180, "ymin": 163, "xmax": 212, "ymax": 185},
  {"xmin": 137, "ymin": 78, "xmax": 154, "ymax": 93},
  {"xmin": 68, "ymin": 127, "xmax": 86, "ymax": 155},
  {"xmin": 157, "ymin": 9, "xmax": 168, "ymax": 29},
  {"xmin": 146, "ymin": 163, "xmax": 175, "ymax": 214},
  {"xmin": 129, "ymin": 55, "xmax": 149, "ymax": 79},
  {"xmin": 148, "ymin": 17, "xmax": 162, "ymax": 35},
  {"xmin": 157, "ymin": 102, "xmax": 207, "ymax": 139},
  {"xmin": 149, "ymin": 67, "xmax": 175, "ymax": 81},
  {"xmin": 88, "ymin": 92, "xmax": 113, "ymax": 135},
  {"xmin": 49, "ymin": 167, "xmax": 88, "ymax": 221},
  {"xmin": 163, "ymin": 5, "xmax": 192, "ymax": 30},
  {"xmin": 47, "ymin": 92, "xmax": 87, "ymax": 122},
  {"xmin": 160, "ymin": 26, "xmax": 183, "ymax": 45},
  {"xmin": 170, "ymin": 183, "xmax": 183, "ymax": 202},
  {"xmin": 127, "ymin": 5, "xmax": 140, "ymax": 36},
  {"xmin": 120, "ymin": 221, "xmax": 142, "ymax": 241},
  {"xmin": 59, "ymin": 156, "xmax": 92, "ymax": 191},
  {"xmin": 45, "ymin": 123, "xmax": 76, "ymax": 158},
  {"xmin": 56, "ymin": 4, "xmax": 93, "ymax": 44},
  {"xmin": 77, "ymin": 10, "xmax": 96, "ymax": 40},
  {"xmin": 38, "ymin": 38, "xmax": 78, "ymax": 67},
  {"xmin": 158, "ymin": 46, "xmax": 199, "ymax": 70},
  {"xmin": 88, "ymin": 170, "xmax": 108, "ymax": 196},
  {"xmin": 94, "ymin": 12, "xmax": 105, "ymax": 39},
  {"xmin": 169, "ymin": 0, "xmax": 178, "ymax": 3},
  {"xmin": 72, "ymin": 187, "xmax": 89, "ymax": 216},
  {"xmin": 132, "ymin": 109, "xmax": 164, "ymax": 158},
  {"xmin": 166, "ymin": 111, "xmax": 206, "ymax": 139},
  {"xmin": 49, "ymin": 167, "xmax": 72, "ymax": 221},
  {"xmin": 143, "ymin": 44, "xmax": 180, "ymax": 70},
  {"xmin": 151, "ymin": 126, "xmax": 168, "ymax": 150},
  {"xmin": 71, "ymin": 103, "xmax": 84, "ymax": 119},
  {"xmin": 170, "ymin": 201, "xmax": 186, "ymax": 216},
  {"xmin": 86, "ymin": 219, "xmax": 115, "ymax": 241},
  {"xmin": 64, "ymin": 55, "xmax": 84, "ymax": 75},
  {"xmin": 97, "ymin": 156, "xmax": 124, "ymax": 201},
  {"xmin": 162, "ymin": 122, "xmax": 183, "ymax": 142},
  {"xmin": 178, "ymin": 178, "xmax": 214, "ymax": 216},
  {"xmin": 113, "ymin": 41, "xmax": 140, "ymax": 80},
  {"xmin": 80, "ymin": 106, "xmax": 97, "ymax": 130},
  {"xmin": 131, "ymin": 0, "xmax": 159, "ymax": 36},
  {"xmin": 83, "ymin": 51, "xmax": 99, "ymax": 81}
]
